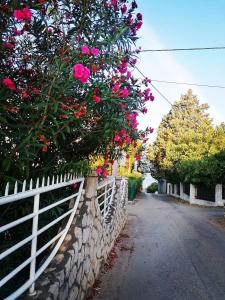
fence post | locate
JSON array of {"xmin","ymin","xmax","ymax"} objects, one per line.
[
  {"xmin": 180, "ymin": 183, "xmax": 183, "ymax": 200},
  {"xmin": 215, "ymin": 184, "xmax": 223, "ymax": 206},
  {"xmin": 84, "ymin": 173, "xmax": 98, "ymax": 199},
  {"xmin": 112, "ymin": 160, "xmax": 119, "ymax": 176},
  {"xmin": 167, "ymin": 183, "xmax": 170, "ymax": 195},
  {"xmin": 174, "ymin": 184, "xmax": 177, "ymax": 196},
  {"xmin": 190, "ymin": 184, "xmax": 196, "ymax": 204},
  {"xmin": 103, "ymin": 185, "xmax": 107, "ymax": 218},
  {"xmin": 29, "ymin": 193, "xmax": 40, "ymax": 295},
  {"xmin": 115, "ymin": 176, "xmax": 122, "ymax": 204}
]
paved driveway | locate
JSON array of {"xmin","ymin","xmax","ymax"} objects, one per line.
[{"xmin": 93, "ymin": 193, "xmax": 225, "ymax": 300}]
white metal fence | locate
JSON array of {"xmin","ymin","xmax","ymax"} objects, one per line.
[
  {"xmin": 0, "ymin": 174, "xmax": 84, "ymax": 299},
  {"xmin": 97, "ymin": 177, "xmax": 116, "ymax": 219}
]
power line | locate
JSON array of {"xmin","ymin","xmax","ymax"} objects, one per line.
[
  {"xmin": 151, "ymin": 79, "xmax": 225, "ymax": 89},
  {"xmin": 140, "ymin": 46, "xmax": 225, "ymax": 53},
  {"xmin": 133, "ymin": 65, "xmax": 173, "ymax": 106},
  {"xmin": 151, "ymin": 83, "xmax": 173, "ymax": 106}
]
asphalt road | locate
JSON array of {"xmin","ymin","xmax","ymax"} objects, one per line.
[{"xmin": 93, "ymin": 193, "xmax": 225, "ymax": 300}]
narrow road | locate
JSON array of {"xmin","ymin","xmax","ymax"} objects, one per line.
[{"xmin": 93, "ymin": 193, "xmax": 225, "ymax": 300}]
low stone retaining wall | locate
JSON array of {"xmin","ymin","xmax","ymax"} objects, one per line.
[
  {"xmin": 167, "ymin": 182, "xmax": 225, "ymax": 207},
  {"xmin": 31, "ymin": 176, "xmax": 128, "ymax": 300}
]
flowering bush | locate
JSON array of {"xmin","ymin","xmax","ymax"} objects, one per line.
[{"xmin": 0, "ymin": 0, "xmax": 154, "ymax": 186}]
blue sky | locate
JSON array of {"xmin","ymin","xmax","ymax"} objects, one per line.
[{"xmin": 136, "ymin": 0, "xmax": 225, "ymax": 142}]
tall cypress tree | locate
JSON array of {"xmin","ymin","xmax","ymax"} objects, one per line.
[{"xmin": 148, "ymin": 89, "xmax": 217, "ymax": 182}]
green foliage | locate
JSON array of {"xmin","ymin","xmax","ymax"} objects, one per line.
[
  {"xmin": 148, "ymin": 89, "xmax": 225, "ymax": 184},
  {"xmin": 128, "ymin": 176, "xmax": 142, "ymax": 200},
  {"xmin": 146, "ymin": 182, "xmax": 158, "ymax": 193},
  {"xmin": 0, "ymin": 0, "xmax": 150, "ymax": 187}
]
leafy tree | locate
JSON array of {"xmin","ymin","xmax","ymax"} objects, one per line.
[
  {"xmin": 147, "ymin": 89, "xmax": 225, "ymax": 183},
  {"xmin": 177, "ymin": 125, "xmax": 225, "ymax": 185}
]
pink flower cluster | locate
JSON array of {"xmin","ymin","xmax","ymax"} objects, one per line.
[
  {"xmin": 73, "ymin": 64, "xmax": 90, "ymax": 84},
  {"xmin": 2, "ymin": 78, "xmax": 16, "ymax": 90},
  {"xmin": 121, "ymin": 4, "xmax": 127, "ymax": 14},
  {"xmin": 112, "ymin": 84, "xmax": 129, "ymax": 99},
  {"xmin": 13, "ymin": 7, "xmax": 32, "ymax": 21},
  {"xmin": 119, "ymin": 87, "xmax": 129, "ymax": 98},
  {"xmin": 114, "ymin": 128, "xmax": 132, "ymax": 145},
  {"xmin": 93, "ymin": 95, "xmax": 101, "ymax": 104},
  {"xmin": 144, "ymin": 88, "xmax": 154, "ymax": 102},
  {"xmin": 126, "ymin": 112, "xmax": 138, "ymax": 130},
  {"xmin": 4, "ymin": 42, "xmax": 14, "ymax": 50},
  {"xmin": 110, "ymin": 0, "xmax": 118, "ymax": 10},
  {"xmin": 135, "ymin": 154, "xmax": 141, "ymax": 161},
  {"xmin": 81, "ymin": 45, "xmax": 99, "ymax": 56},
  {"xmin": 119, "ymin": 61, "xmax": 127, "ymax": 74},
  {"xmin": 96, "ymin": 164, "xmax": 108, "ymax": 177},
  {"xmin": 117, "ymin": 59, "xmax": 133, "ymax": 80}
]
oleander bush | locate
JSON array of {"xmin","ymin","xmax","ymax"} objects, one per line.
[{"xmin": 0, "ymin": 0, "xmax": 154, "ymax": 188}]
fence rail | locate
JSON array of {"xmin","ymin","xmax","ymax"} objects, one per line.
[
  {"xmin": 97, "ymin": 177, "xmax": 115, "ymax": 219},
  {"xmin": 0, "ymin": 174, "xmax": 84, "ymax": 299}
]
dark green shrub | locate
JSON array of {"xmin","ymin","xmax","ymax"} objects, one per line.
[
  {"xmin": 146, "ymin": 182, "xmax": 158, "ymax": 193},
  {"xmin": 128, "ymin": 177, "xmax": 143, "ymax": 200}
]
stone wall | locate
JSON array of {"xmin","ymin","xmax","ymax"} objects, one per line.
[
  {"xmin": 167, "ymin": 182, "xmax": 225, "ymax": 207},
  {"xmin": 31, "ymin": 176, "xmax": 128, "ymax": 300}
]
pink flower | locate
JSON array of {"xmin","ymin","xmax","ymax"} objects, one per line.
[
  {"xmin": 125, "ymin": 136, "xmax": 131, "ymax": 145},
  {"xmin": 149, "ymin": 127, "xmax": 154, "ymax": 133},
  {"xmin": 21, "ymin": 90, "xmax": 29, "ymax": 100},
  {"xmin": 81, "ymin": 67, "xmax": 90, "ymax": 84},
  {"xmin": 137, "ymin": 13, "xmax": 143, "ymax": 20},
  {"xmin": 81, "ymin": 45, "xmax": 90, "ymax": 55},
  {"xmin": 121, "ymin": 4, "xmax": 127, "ymax": 14},
  {"xmin": 119, "ymin": 87, "xmax": 129, "ymax": 98},
  {"xmin": 119, "ymin": 66, "xmax": 127, "ymax": 74},
  {"xmin": 60, "ymin": 103, "xmax": 68, "ymax": 110},
  {"xmin": 120, "ymin": 61, "xmax": 127, "ymax": 69},
  {"xmin": 4, "ymin": 42, "xmax": 14, "ymax": 49},
  {"xmin": 119, "ymin": 103, "xmax": 125, "ymax": 110},
  {"xmin": 91, "ymin": 47, "xmax": 99, "ymax": 56},
  {"xmin": 13, "ymin": 8, "xmax": 32, "ymax": 21},
  {"xmin": 13, "ymin": 9, "xmax": 25, "ymax": 21},
  {"xmin": 32, "ymin": 87, "xmax": 40, "ymax": 94},
  {"xmin": 135, "ymin": 155, "xmax": 141, "ymax": 161},
  {"xmin": 73, "ymin": 64, "xmax": 84, "ymax": 79},
  {"xmin": 111, "ymin": 0, "xmax": 118, "ymax": 10},
  {"xmin": 127, "ymin": 71, "xmax": 132, "ymax": 79},
  {"xmin": 120, "ymin": 128, "xmax": 126, "ymax": 137},
  {"xmin": 73, "ymin": 64, "xmax": 90, "ymax": 84},
  {"xmin": 119, "ymin": 61, "xmax": 127, "ymax": 74},
  {"xmin": 48, "ymin": 27, "xmax": 53, "ymax": 33},
  {"xmin": 3, "ymin": 78, "xmax": 16, "ymax": 90},
  {"xmin": 93, "ymin": 95, "xmax": 101, "ymax": 103},
  {"xmin": 23, "ymin": 8, "xmax": 32, "ymax": 21},
  {"xmin": 96, "ymin": 166, "xmax": 103, "ymax": 175},
  {"xmin": 114, "ymin": 135, "xmax": 121, "ymax": 142},
  {"xmin": 13, "ymin": 28, "xmax": 22, "ymax": 35},
  {"xmin": 112, "ymin": 84, "xmax": 120, "ymax": 94},
  {"xmin": 144, "ymin": 88, "xmax": 151, "ymax": 96},
  {"xmin": 142, "ymin": 108, "xmax": 148, "ymax": 114},
  {"xmin": 102, "ymin": 169, "xmax": 108, "ymax": 178}
]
